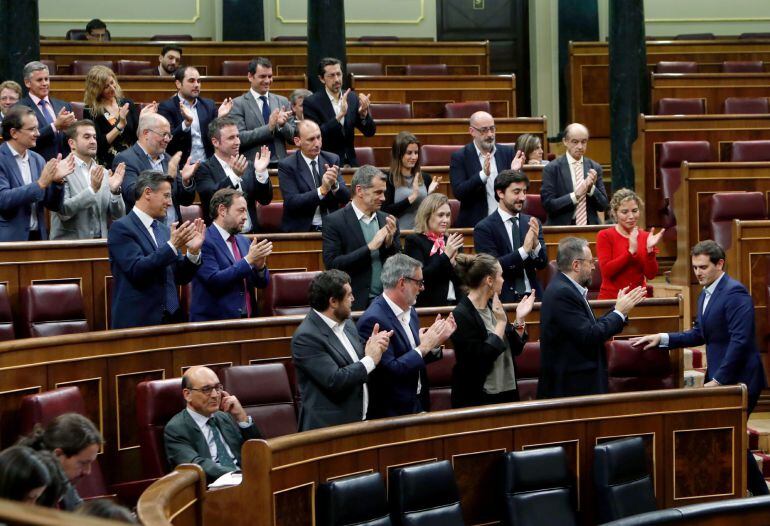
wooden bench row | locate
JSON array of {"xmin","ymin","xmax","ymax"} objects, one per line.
[{"xmin": 650, "ymin": 72, "xmax": 770, "ymax": 114}]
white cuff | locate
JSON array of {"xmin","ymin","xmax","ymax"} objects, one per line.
[
  {"xmin": 659, "ymin": 333, "xmax": 670, "ymax": 347},
  {"xmin": 360, "ymin": 356, "xmax": 376, "ymax": 374},
  {"xmin": 255, "ymin": 170, "xmax": 269, "ymax": 184}
]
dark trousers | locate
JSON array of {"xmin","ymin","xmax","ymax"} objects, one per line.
[
  {"xmin": 161, "ymin": 309, "xmax": 187, "ymax": 325},
  {"xmin": 478, "ymin": 389, "xmax": 520, "ymax": 406}
]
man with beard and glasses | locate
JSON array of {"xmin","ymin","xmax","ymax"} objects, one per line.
[
  {"xmin": 537, "ymin": 237, "xmax": 646, "ymax": 399},
  {"xmin": 141, "ymin": 45, "xmax": 183, "ymax": 77},
  {"xmin": 291, "ymin": 270, "xmax": 393, "ymax": 431},
  {"xmin": 190, "ymin": 188, "xmax": 272, "ymax": 321},
  {"xmin": 449, "ymin": 111, "xmax": 525, "ymax": 227}
]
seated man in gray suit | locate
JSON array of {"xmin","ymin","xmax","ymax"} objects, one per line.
[
  {"xmin": 291, "ymin": 270, "xmax": 392, "ymax": 431},
  {"xmin": 230, "ymin": 57, "xmax": 294, "ymax": 165},
  {"xmin": 164, "ymin": 365, "xmax": 262, "ymax": 481}
]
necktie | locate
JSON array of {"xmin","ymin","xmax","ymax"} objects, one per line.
[
  {"xmin": 573, "ymin": 161, "xmax": 588, "ymax": 226},
  {"xmin": 206, "ymin": 419, "xmax": 236, "ymax": 469},
  {"xmin": 259, "ymin": 95, "xmax": 276, "ymax": 157},
  {"xmin": 510, "ymin": 217, "xmax": 526, "ymax": 293},
  {"xmin": 228, "ymin": 235, "xmax": 252, "ymax": 317},
  {"xmin": 38, "ymin": 99, "xmax": 54, "ymax": 126},
  {"xmin": 151, "ymin": 220, "xmax": 180, "ymax": 315},
  {"xmin": 310, "ymin": 160, "xmax": 321, "ymax": 188}
]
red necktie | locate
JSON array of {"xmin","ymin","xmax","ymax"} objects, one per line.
[{"xmin": 228, "ymin": 235, "xmax": 252, "ymax": 317}]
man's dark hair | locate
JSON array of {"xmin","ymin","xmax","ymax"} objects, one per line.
[
  {"xmin": 76, "ymin": 499, "xmax": 137, "ymax": 523},
  {"xmin": 308, "ymin": 270, "xmax": 351, "ymax": 311},
  {"xmin": 173, "ymin": 65, "xmax": 196, "ymax": 84},
  {"xmin": 691, "ymin": 239, "xmax": 726, "ymax": 264},
  {"xmin": 248, "ymin": 57, "xmax": 273, "ymax": 75},
  {"xmin": 208, "ymin": 116, "xmax": 238, "ymax": 141},
  {"xmin": 65, "ymin": 119, "xmax": 96, "ymax": 141},
  {"xmin": 161, "ymin": 44, "xmax": 183, "ymax": 57},
  {"xmin": 493, "ymin": 169, "xmax": 529, "ymax": 201},
  {"xmin": 134, "ymin": 170, "xmax": 174, "ymax": 200},
  {"xmin": 86, "ymin": 18, "xmax": 107, "ymax": 34},
  {"xmin": 18, "ymin": 413, "xmax": 103, "ymax": 457},
  {"xmin": 317, "ymin": 57, "xmax": 342, "ymax": 77},
  {"xmin": 209, "ymin": 188, "xmax": 243, "ymax": 220},
  {"xmin": 2, "ymin": 105, "xmax": 34, "ymax": 141}
]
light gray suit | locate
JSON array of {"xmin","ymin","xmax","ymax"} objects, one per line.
[
  {"xmin": 50, "ymin": 161, "xmax": 125, "ymax": 240},
  {"xmin": 230, "ymin": 90, "xmax": 295, "ymax": 162}
]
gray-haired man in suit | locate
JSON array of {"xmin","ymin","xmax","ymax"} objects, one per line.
[{"xmin": 230, "ymin": 57, "xmax": 295, "ymax": 165}]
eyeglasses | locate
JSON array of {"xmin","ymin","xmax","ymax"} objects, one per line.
[
  {"xmin": 148, "ymin": 129, "xmax": 173, "ymax": 140},
  {"xmin": 188, "ymin": 383, "xmax": 223, "ymax": 396},
  {"xmin": 471, "ymin": 125, "xmax": 496, "ymax": 134},
  {"xmin": 574, "ymin": 258, "xmax": 596, "ymax": 266},
  {"xmin": 20, "ymin": 126, "xmax": 39, "ymax": 133},
  {"xmin": 404, "ymin": 276, "xmax": 425, "ymax": 288}
]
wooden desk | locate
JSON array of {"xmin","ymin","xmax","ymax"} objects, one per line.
[{"xmin": 651, "ymin": 72, "xmax": 770, "ymax": 113}]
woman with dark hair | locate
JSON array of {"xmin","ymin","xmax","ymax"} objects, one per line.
[
  {"xmin": 450, "ymin": 253, "xmax": 535, "ymax": 408},
  {"xmin": 33, "ymin": 450, "xmax": 69, "ymax": 508},
  {"xmin": 383, "ymin": 131, "xmax": 440, "ymax": 229},
  {"xmin": 0, "ymin": 445, "xmax": 50, "ymax": 504},
  {"xmin": 77, "ymin": 499, "xmax": 138, "ymax": 523},
  {"xmin": 515, "ymin": 133, "xmax": 548, "ymax": 166}
]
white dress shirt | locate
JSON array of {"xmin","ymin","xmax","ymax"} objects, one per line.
[
  {"xmin": 179, "ymin": 95, "xmax": 206, "ymax": 163},
  {"xmin": 6, "ymin": 143, "xmax": 38, "ymax": 230},
  {"xmin": 474, "ymin": 143, "xmax": 500, "ymax": 215},
  {"xmin": 131, "ymin": 207, "xmax": 201, "ymax": 263},
  {"xmin": 497, "ymin": 208, "xmax": 542, "ymax": 293},
  {"xmin": 659, "ymin": 272, "xmax": 725, "ymax": 347},
  {"xmin": 301, "ymin": 152, "xmax": 332, "ymax": 227}
]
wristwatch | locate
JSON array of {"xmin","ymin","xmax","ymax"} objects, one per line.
[{"xmin": 512, "ymin": 319, "xmax": 526, "ymax": 330}]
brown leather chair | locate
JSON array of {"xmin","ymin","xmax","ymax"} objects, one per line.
[
  {"xmin": 117, "ymin": 60, "xmax": 152, "ymax": 75},
  {"xmin": 180, "ymin": 204, "xmax": 204, "ymax": 223},
  {"xmin": 658, "ymin": 141, "xmax": 712, "ymax": 228},
  {"xmin": 255, "ymin": 202, "xmax": 283, "ymax": 233},
  {"xmin": 221, "ymin": 364, "xmax": 297, "ymax": 438},
  {"xmin": 40, "ymin": 59, "xmax": 57, "ymax": 74},
  {"xmin": 606, "ymin": 340, "xmax": 675, "ymax": 393},
  {"xmin": 19, "ymin": 283, "xmax": 89, "ymax": 338},
  {"xmin": 405, "ymin": 64, "xmax": 448, "ymax": 76},
  {"xmin": 515, "ymin": 342, "xmax": 540, "ymax": 401},
  {"xmin": 151, "ymin": 34, "xmax": 193, "ymax": 41},
  {"xmin": 723, "ymin": 97, "xmax": 769, "ymax": 114},
  {"xmin": 348, "ymin": 63, "xmax": 384, "ymax": 76},
  {"xmin": 721, "ymin": 61, "xmax": 764, "ymax": 73},
  {"xmin": 369, "ymin": 103, "xmax": 411, "ymax": 119},
  {"xmin": 221, "ymin": 60, "xmax": 250, "ymax": 76},
  {"xmin": 65, "ymin": 29, "xmax": 88, "ymax": 41},
  {"xmin": 0, "ymin": 284, "xmax": 14, "ymax": 341},
  {"xmin": 136, "ymin": 378, "xmax": 185, "ymax": 479},
  {"xmin": 444, "ymin": 101, "xmax": 491, "ymax": 118},
  {"xmin": 655, "ymin": 61, "xmax": 697, "ymax": 74},
  {"xmin": 420, "ymin": 145, "xmax": 459, "ymax": 166},
  {"xmin": 426, "ymin": 348, "xmax": 454, "ymax": 411},
  {"xmin": 70, "ymin": 101, "xmax": 85, "ymax": 120},
  {"xmin": 354, "ymin": 147, "xmax": 377, "ymax": 166},
  {"xmin": 656, "ymin": 98, "xmax": 706, "ymax": 115},
  {"xmin": 730, "ymin": 140, "xmax": 770, "ymax": 161},
  {"xmin": 71, "ymin": 60, "xmax": 114, "ymax": 75},
  {"xmin": 263, "ymin": 271, "xmax": 320, "ymax": 316},
  {"xmin": 709, "ymin": 192, "xmax": 767, "ymax": 249},
  {"xmin": 447, "ymin": 199, "xmax": 460, "ymax": 223},
  {"xmin": 523, "ymin": 194, "xmax": 547, "ymax": 223}
]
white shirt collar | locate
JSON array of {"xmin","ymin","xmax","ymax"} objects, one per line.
[
  {"xmin": 351, "ymin": 201, "xmax": 376, "ymax": 223},
  {"xmin": 213, "ymin": 222, "xmax": 233, "ymax": 243},
  {"xmin": 28, "ymin": 93, "xmax": 50, "ymax": 106},
  {"xmin": 179, "ymin": 94, "xmax": 198, "ymax": 108},
  {"xmin": 186, "ymin": 406, "xmax": 212, "ymax": 426},
  {"xmin": 73, "ymin": 155, "xmax": 96, "ymax": 170},
  {"xmin": 705, "ymin": 272, "xmax": 725, "ymax": 295},
  {"xmin": 300, "ymin": 151, "xmax": 319, "ymax": 167},
  {"xmin": 497, "ymin": 207, "xmax": 518, "ymax": 223},
  {"xmin": 313, "ymin": 309, "xmax": 346, "ymax": 332},
  {"xmin": 132, "ymin": 206, "xmax": 156, "ymax": 229},
  {"xmin": 250, "ymin": 88, "xmax": 269, "ymax": 102},
  {"xmin": 382, "ymin": 291, "xmax": 409, "ymax": 321},
  {"xmin": 137, "ymin": 142, "xmax": 162, "ymax": 162},
  {"xmin": 563, "ymin": 272, "xmax": 589, "ymax": 299},
  {"xmin": 325, "ymin": 88, "xmax": 341, "ymax": 104},
  {"xmin": 473, "ymin": 142, "xmax": 495, "ymax": 158},
  {"xmin": 6, "ymin": 143, "xmax": 26, "ymax": 161},
  {"xmin": 566, "ymin": 152, "xmax": 583, "ymax": 164}
]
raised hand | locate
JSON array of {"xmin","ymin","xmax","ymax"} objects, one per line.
[
  {"xmin": 180, "ymin": 159, "xmax": 200, "ymax": 184},
  {"xmin": 511, "ymin": 150, "xmax": 526, "ymax": 171},
  {"xmin": 646, "ymin": 227, "xmax": 665, "ymax": 252},
  {"xmin": 515, "ymin": 292, "xmax": 536, "ymax": 325},
  {"xmin": 37, "ymin": 157, "xmax": 59, "ymax": 189},
  {"xmin": 219, "ymin": 390, "xmax": 248, "ymax": 422},
  {"xmin": 140, "ymin": 101, "xmax": 158, "ymax": 115},
  {"xmin": 54, "ymin": 153, "xmax": 75, "ymax": 183},
  {"xmin": 628, "ymin": 227, "xmax": 639, "ymax": 255},
  {"xmin": 337, "ymin": 89, "xmax": 350, "ymax": 121},
  {"xmin": 320, "ymin": 164, "xmax": 339, "ymax": 194},
  {"xmin": 444, "ymin": 232, "xmax": 464, "ymax": 260},
  {"xmin": 117, "ymin": 103, "xmax": 130, "ymax": 125},
  {"xmin": 267, "ymin": 108, "xmax": 281, "ymax": 131},
  {"xmin": 383, "ymin": 215, "xmax": 397, "ymax": 246},
  {"xmin": 169, "ymin": 221, "xmax": 194, "ymax": 250},
  {"xmin": 276, "ymin": 107, "xmax": 292, "ymax": 126},
  {"xmin": 629, "ymin": 333, "xmax": 662, "ymax": 350},
  {"xmin": 409, "ymin": 172, "xmax": 422, "ymax": 202},
  {"xmin": 179, "ymin": 102, "xmax": 194, "ymax": 125},
  {"xmin": 217, "ymin": 97, "xmax": 233, "ymax": 117},
  {"xmin": 358, "ymin": 92, "xmax": 371, "ymax": 117},
  {"xmin": 492, "ymin": 294, "xmax": 507, "ymax": 324},
  {"xmin": 522, "ymin": 220, "xmax": 538, "ymax": 252},
  {"xmin": 245, "ymin": 238, "xmax": 273, "ymax": 269},
  {"xmin": 109, "ymin": 162, "xmax": 126, "ymax": 193},
  {"xmin": 482, "ymin": 153, "xmax": 492, "ymax": 176},
  {"xmin": 615, "ymin": 285, "xmax": 646, "ymax": 316},
  {"xmin": 428, "ymin": 175, "xmax": 442, "ymax": 194},
  {"xmin": 54, "ymin": 107, "xmax": 76, "ymax": 130},
  {"xmin": 90, "ymin": 164, "xmax": 105, "ymax": 192},
  {"xmin": 185, "ymin": 218, "xmax": 206, "ymax": 254},
  {"xmin": 167, "ymin": 151, "xmax": 183, "ymax": 177},
  {"xmin": 585, "ymin": 168, "xmax": 597, "ymax": 190},
  {"xmin": 228, "ymin": 154, "xmax": 248, "ymax": 177},
  {"xmin": 364, "ymin": 322, "xmax": 393, "ymax": 365},
  {"xmin": 253, "ymin": 145, "xmax": 271, "ymax": 173}
]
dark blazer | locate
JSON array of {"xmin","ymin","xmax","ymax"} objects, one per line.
[
  {"xmin": 449, "ymin": 143, "xmax": 515, "ymax": 228},
  {"xmin": 302, "ymin": 89, "xmax": 376, "ymax": 166},
  {"xmin": 357, "ymin": 295, "xmax": 441, "ymax": 418},
  {"xmin": 195, "ymin": 154, "xmax": 272, "ymax": 231},
  {"xmin": 473, "ymin": 210, "xmax": 548, "ymax": 302},
  {"xmin": 158, "ymin": 94, "xmax": 218, "ymax": 164},
  {"xmin": 83, "ymin": 98, "xmax": 140, "ymax": 166},
  {"xmin": 277, "ymin": 150, "xmax": 349, "ymax": 232},
  {"xmin": 540, "ymin": 154, "xmax": 609, "ymax": 225},
  {"xmin": 107, "ymin": 211, "xmax": 200, "ymax": 329},
  {"xmin": 19, "ymin": 95, "xmax": 72, "ymax": 160},
  {"xmin": 0, "ymin": 142, "xmax": 64, "ymax": 241},
  {"xmin": 403, "ymin": 233, "xmax": 462, "ymax": 307},
  {"xmin": 382, "ymin": 170, "xmax": 432, "ymax": 218},
  {"xmin": 292, "ymin": 310, "xmax": 370, "ymax": 431},
  {"xmin": 450, "ymin": 295, "xmax": 527, "ymax": 408},
  {"xmin": 537, "ymin": 272, "xmax": 626, "ymax": 399},
  {"xmin": 112, "ymin": 142, "xmax": 196, "ymax": 219},
  {"xmin": 190, "ymin": 224, "xmax": 270, "ymax": 321},
  {"xmin": 164, "ymin": 409, "xmax": 261, "ymax": 481},
  {"xmin": 322, "ymin": 203, "xmax": 401, "ymax": 312}
]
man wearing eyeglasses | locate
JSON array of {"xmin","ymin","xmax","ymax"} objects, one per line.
[
  {"xmin": 113, "ymin": 113, "xmax": 197, "ymax": 224},
  {"xmin": 449, "ymin": 111, "xmax": 525, "ymax": 228},
  {"xmin": 165, "ymin": 365, "xmax": 262, "ymax": 481}
]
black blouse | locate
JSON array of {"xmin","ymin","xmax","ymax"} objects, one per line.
[{"xmin": 83, "ymin": 97, "xmax": 140, "ymax": 167}]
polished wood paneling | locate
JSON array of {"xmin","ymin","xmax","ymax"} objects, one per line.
[
  {"xmin": 674, "ymin": 428, "xmax": 734, "ymax": 500},
  {"xmin": 651, "ymin": 72, "xmax": 770, "ymax": 114}
]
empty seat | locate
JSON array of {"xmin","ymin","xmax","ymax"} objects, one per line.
[
  {"xmin": 515, "ymin": 342, "xmax": 540, "ymax": 401},
  {"xmin": 20, "ymin": 283, "xmax": 88, "ymax": 338},
  {"xmin": 658, "ymin": 141, "xmax": 712, "ymax": 225},
  {"xmin": 71, "ymin": 60, "xmax": 114, "ymax": 75},
  {"xmin": 117, "ymin": 60, "xmax": 152, "ymax": 75},
  {"xmin": 655, "ymin": 61, "xmax": 697, "ymax": 74},
  {"xmin": 593, "ymin": 436, "xmax": 656, "ymax": 523},
  {"xmin": 656, "ymin": 98, "xmax": 705, "ymax": 115},
  {"xmin": 221, "ymin": 364, "xmax": 297, "ymax": 438},
  {"xmin": 354, "ymin": 147, "xmax": 376, "ymax": 166},
  {"xmin": 447, "ymin": 199, "xmax": 460, "ymax": 223},
  {"xmin": 730, "ymin": 140, "xmax": 770, "ymax": 161},
  {"xmin": 151, "ymin": 34, "xmax": 193, "ymax": 41},
  {"xmin": 369, "ymin": 103, "xmax": 411, "ymax": 119},
  {"xmin": 40, "ymin": 59, "xmax": 57, "ymax": 74},
  {"xmin": 606, "ymin": 339, "xmax": 675, "ymax": 393},
  {"xmin": 389, "ymin": 460, "xmax": 465, "ymax": 525},
  {"xmin": 405, "ymin": 64, "xmax": 448, "ymax": 76},
  {"xmin": 347, "ymin": 62, "xmax": 383, "ymax": 76},
  {"xmin": 709, "ymin": 192, "xmax": 767, "ymax": 249},
  {"xmin": 426, "ymin": 348, "xmax": 455, "ymax": 411},
  {"xmin": 180, "ymin": 204, "xmax": 204, "ymax": 223},
  {"xmin": 255, "ymin": 202, "xmax": 283, "ymax": 233},
  {"xmin": 523, "ymin": 194, "xmax": 547, "ymax": 223},
  {"xmin": 70, "ymin": 101, "xmax": 85, "ymax": 120},
  {"xmin": 136, "ymin": 378, "xmax": 185, "ymax": 479},
  {"xmin": 674, "ymin": 33, "xmax": 715, "ymax": 40},
  {"xmin": 316, "ymin": 472, "xmax": 391, "ymax": 526},
  {"xmin": 65, "ymin": 29, "xmax": 88, "ymax": 41},
  {"xmin": 420, "ymin": 145, "xmax": 459, "ymax": 166},
  {"xmin": 502, "ymin": 447, "xmax": 577, "ymax": 526},
  {"xmin": 444, "ymin": 101, "xmax": 491, "ymax": 118},
  {"xmin": 723, "ymin": 97, "xmax": 769, "ymax": 114},
  {"xmin": 0, "ymin": 284, "xmax": 14, "ymax": 341},
  {"xmin": 263, "ymin": 271, "xmax": 321, "ymax": 316},
  {"xmin": 220, "ymin": 60, "xmax": 250, "ymax": 76},
  {"xmin": 721, "ymin": 60, "xmax": 764, "ymax": 73}
]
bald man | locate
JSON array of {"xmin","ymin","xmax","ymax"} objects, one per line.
[{"xmin": 164, "ymin": 366, "xmax": 262, "ymax": 481}]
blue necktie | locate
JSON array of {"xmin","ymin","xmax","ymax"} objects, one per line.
[
  {"xmin": 151, "ymin": 220, "xmax": 180, "ymax": 315},
  {"xmin": 260, "ymin": 95, "xmax": 276, "ymax": 157},
  {"xmin": 38, "ymin": 99, "xmax": 54, "ymax": 126}
]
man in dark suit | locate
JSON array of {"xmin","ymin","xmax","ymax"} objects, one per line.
[
  {"xmin": 291, "ymin": 270, "xmax": 392, "ymax": 431},
  {"xmin": 278, "ymin": 120, "xmax": 349, "ymax": 232},
  {"xmin": 323, "ymin": 165, "xmax": 400, "ymax": 311},
  {"xmin": 195, "ymin": 116, "xmax": 272, "ymax": 230},
  {"xmin": 19, "ymin": 61, "xmax": 76, "ymax": 161},
  {"xmin": 474, "ymin": 170, "xmax": 548, "ymax": 302},
  {"xmin": 108, "ymin": 170, "xmax": 204, "ymax": 329},
  {"xmin": 538, "ymin": 237, "xmax": 646, "ymax": 399},
  {"xmin": 449, "ymin": 111, "xmax": 525, "ymax": 227},
  {"xmin": 113, "ymin": 113, "xmax": 197, "ymax": 225},
  {"xmin": 357, "ymin": 254, "xmax": 456, "ymax": 418},
  {"xmin": 158, "ymin": 66, "xmax": 233, "ymax": 165},
  {"xmin": 0, "ymin": 106, "xmax": 70, "ymax": 241},
  {"xmin": 190, "ymin": 188, "xmax": 272, "ymax": 321},
  {"xmin": 540, "ymin": 123, "xmax": 608, "ymax": 225},
  {"xmin": 303, "ymin": 57, "xmax": 376, "ymax": 167},
  {"xmin": 165, "ymin": 366, "xmax": 262, "ymax": 481},
  {"xmin": 631, "ymin": 240, "xmax": 769, "ymax": 496}
]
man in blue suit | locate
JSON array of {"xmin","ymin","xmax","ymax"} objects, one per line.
[
  {"xmin": 449, "ymin": 111, "xmax": 525, "ymax": 228},
  {"xmin": 0, "ymin": 106, "xmax": 71, "ymax": 240},
  {"xmin": 108, "ymin": 170, "xmax": 204, "ymax": 329},
  {"xmin": 632, "ymin": 240, "xmax": 769, "ymax": 496},
  {"xmin": 356, "ymin": 254, "xmax": 456, "ymax": 418},
  {"xmin": 190, "ymin": 188, "xmax": 272, "ymax": 321},
  {"xmin": 474, "ymin": 170, "xmax": 548, "ymax": 302}
]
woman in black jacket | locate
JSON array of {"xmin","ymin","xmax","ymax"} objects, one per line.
[{"xmin": 450, "ymin": 253, "xmax": 535, "ymax": 408}]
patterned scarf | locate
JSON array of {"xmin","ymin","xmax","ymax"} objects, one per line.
[{"xmin": 426, "ymin": 231, "xmax": 445, "ymax": 256}]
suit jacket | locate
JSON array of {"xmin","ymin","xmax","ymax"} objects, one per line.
[
  {"xmin": 537, "ymin": 272, "xmax": 626, "ymax": 399},
  {"xmin": 194, "ymin": 154, "xmax": 272, "ymax": 231},
  {"xmin": 450, "ymin": 295, "xmax": 527, "ymax": 408},
  {"xmin": 278, "ymin": 150, "xmax": 349, "ymax": 232},
  {"xmin": 19, "ymin": 95, "xmax": 72, "ymax": 160},
  {"xmin": 190, "ymin": 224, "xmax": 270, "ymax": 321},
  {"xmin": 292, "ymin": 310, "xmax": 370, "ymax": 431},
  {"xmin": 449, "ymin": 143, "xmax": 515, "ymax": 228},
  {"xmin": 322, "ymin": 204, "xmax": 401, "ymax": 311},
  {"xmin": 158, "ymin": 95, "xmax": 218, "ymax": 164},
  {"xmin": 357, "ymin": 295, "xmax": 441, "ymax": 418},
  {"xmin": 473, "ymin": 210, "xmax": 548, "ymax": 302},
  {"xmin": 403, "ymin": 233, "xmax": 462, "ymax": 307},
  {"xmin": 540, "ymin": 154, "xmax": 609, "ymax": 225},
  {"xmin": 0, "ymin": 142, "xmax": 64, "ymax": 241},
  {"xmin": 108, "ymin": 211, "xmax": 200, "ymax": 329},
  {"xmin": 50, "ymin": 162, "xmax": 126, "ymax": 239},
  {"xmin": 164, "ymin": 409, "xmax": 261, "ymax": 481},
  {"xmin": 302, "ymin": 89, "xmax": 376, "ymax": 166},
  {"xmin": 112, "ymin": 142, "xmax": 196, "ymax": 220},
  {"xmin": 668, "ymin": 274, "xmax": 767, "ymax": 407},
  {"xmin": 230, "ymin": 90, "xmax": 295, "ymax": 162}
]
